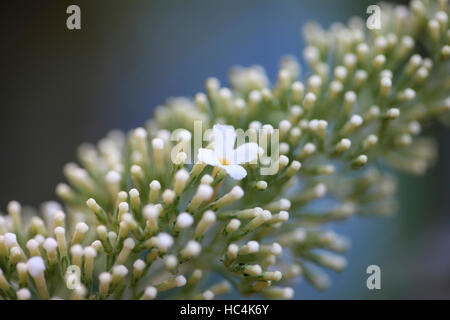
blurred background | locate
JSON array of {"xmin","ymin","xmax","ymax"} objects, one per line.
[{"xmin": 1, "ymin": 0, "xmax": 449, "ymax": 299}]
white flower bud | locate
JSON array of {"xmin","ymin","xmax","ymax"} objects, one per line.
[
  {"xmin": 174, "ymin": 169, "xmax": 189, "ymax": 195},
  {"xmin": 180, "ymin": 240, "xmax": 202, "ymax": 259},
  {"xmin": 4, "ymin": 232, "xmax": 18, "ymax": 248},
  {"xmin": 175, "ymin": 212, "xmax": 194, "ymax": 230},
  {"xmin": 141, "ymin": 286, "xmax": 158, "ymax": 300},
  {"xmin": 17, "ymin": 288, "xmax": 31, "ymax": 300}
]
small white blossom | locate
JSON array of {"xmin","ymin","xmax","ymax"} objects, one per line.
[{"xmin": 198, "ymin": 124, "xmax": 259, "ymax": 180}]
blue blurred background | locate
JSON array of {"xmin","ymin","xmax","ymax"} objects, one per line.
[{"xmin": 1, "ymin": 0, "xmax": 449, "ymax": 299}]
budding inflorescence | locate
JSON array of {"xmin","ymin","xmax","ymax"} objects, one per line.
[{"xmin": 0, "ymin": 0, "xmax": 448, "ymax": 300}]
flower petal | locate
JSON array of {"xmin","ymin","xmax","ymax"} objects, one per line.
[
  {"xmin": 198, "ymin": 148, "xmax": 220, "ymax": 166},
  {"xmin": 213, "ymin": 124, "xmax": 236, "ymax": 160},
  {"xmin": 223, "ymin": 164, "xmax": 247, "ymax": 180},
  {"xmin": 232, "ymin": 142, "xmax": 259, "ymax": 164}
]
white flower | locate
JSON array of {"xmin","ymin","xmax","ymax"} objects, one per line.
[{"xmin": 198, "ymin": 124, "xmax": 259, "ymax": 180}]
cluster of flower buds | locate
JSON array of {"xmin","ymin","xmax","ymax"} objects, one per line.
[{"xmin": 0, "ymin": 0, "xmax": 448, "ymax": 299}]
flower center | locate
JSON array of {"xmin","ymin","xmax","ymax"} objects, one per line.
[{"xmin": 219, "ymin": 158, "xmax": 230, "ymax": 166}]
